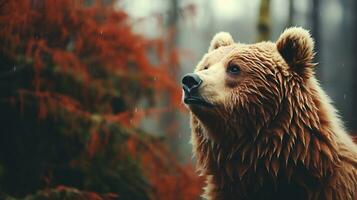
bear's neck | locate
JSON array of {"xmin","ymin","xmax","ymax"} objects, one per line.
[{"xmin": 191, "ymin": 78, "xmax": 342, "ymax": 195}]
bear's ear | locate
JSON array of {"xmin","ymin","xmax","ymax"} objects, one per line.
[
  {"xmin": 209, "ymin": 32, "xmax": 234, "ymax": 52},
  {"xmin": 276, "ymin": 27, "xmax": 316, "ymax": 76}
]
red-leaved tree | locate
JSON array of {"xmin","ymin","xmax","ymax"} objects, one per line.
[{"xmin": 0, "ymin": 0, "xmax": 202, "ymax": 199}]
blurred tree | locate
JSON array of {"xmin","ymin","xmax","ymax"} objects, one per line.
[
  {"xmin": 287, "ymin": 0, "xmax": 294, "ymax": 27},
  {"xmin": 160, "ymin": 0, "xmax": 180, "ymax": 154},
  {"xmin": 0, "ymin": 0, "xmax": 202, "ymax": 199},
  {"xmin": 311, "ymin": 0, "xmax": 321, "ymax": 76},
  {"xmin": 352, "ymin": 0, "xmax": 357, "ymax": 134},
  {"xmin": 257, "ymin": 0, "xmax": 271, "ymax": 41}
]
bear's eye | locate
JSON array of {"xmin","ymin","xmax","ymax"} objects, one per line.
[
  {"xmin": 227, "ymin": 63, "xmax": 240, "ymax": 75},
  {"xmin": 203, "ymin": 65, "xmax": 208, "ymax": 70}
]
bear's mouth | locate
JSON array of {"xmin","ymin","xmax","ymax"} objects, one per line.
[{"xmin": 183, "ymin": 96, "xmax": 214, "ymax": 107}]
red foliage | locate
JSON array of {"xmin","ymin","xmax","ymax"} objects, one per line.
[
  {"xmin": 0, "ymin": 0, "xmax": 202, "ymax": 199},
  {"xmin": 124, "ymin": 134, "xmax": 203, "ymax": 199},
  {"xmin": 0, "ymin": 0, "xmax": 182, "ymax": 110}
]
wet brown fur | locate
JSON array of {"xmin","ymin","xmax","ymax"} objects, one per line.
[{"xmin": 187, "ymin": 28, "xmax": 357, "ymax": 200}]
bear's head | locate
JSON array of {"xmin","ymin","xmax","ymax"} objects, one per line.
[
  {"xmin": 182, "ymin": 27, "xmax": 317, "ymax": 142},
  {"xmin": 182, "ymin": 27, "xmax": 343, "ymax": 180},
  {"xmin": 181, "ymin": 27, "xmax": 356, "ymax": 200}
]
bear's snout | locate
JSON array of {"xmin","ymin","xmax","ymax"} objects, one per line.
[
  {"xmin": 181, "ymin": 73, "xmax": 202, "ymax": 94},
  {"xmin": 181, "ymin": 73, "xmax": 213, "ymax": 107}
]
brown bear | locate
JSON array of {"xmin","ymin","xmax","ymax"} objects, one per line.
[{"xmin": 181, "ymin": 27, "xmax": 357, "ymax": 200}]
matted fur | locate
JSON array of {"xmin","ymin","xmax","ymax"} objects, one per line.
[{"xmin": 186, "ymin": 27, "xmax": 357, "ymax": 200}]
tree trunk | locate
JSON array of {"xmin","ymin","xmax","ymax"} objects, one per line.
[
  {"xmin": 351, "ymin": 0, "xmax": 357, "ymax": 134},
  {"xmin": 311, "ymin": 0, "xmax": 321, "ymax": 78},
  {"xmin": 257, "ymin": 0, "xmax": 271, "ymax": 41}
]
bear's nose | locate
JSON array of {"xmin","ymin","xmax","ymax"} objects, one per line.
[{"xmin": 181, "ymin": 73, "xmax": 202, "ymax": 93}]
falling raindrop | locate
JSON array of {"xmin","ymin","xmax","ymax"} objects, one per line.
[
  {"xmin": 154, "ymin": 77, "xmax": 157, "ymax": 81},
  {"xmin": 343, "ymin": 94, "xmax": 346, "ymax": 99},
  {"xmin": 134, "ymin": 107, "xmax": 138, "ymax": 112},
  {"xmin": 13, "ymin": 65, "xmax": 16, "ymax": 72}
]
